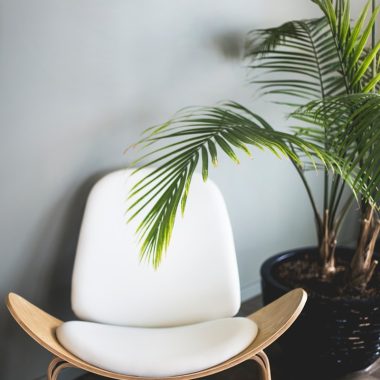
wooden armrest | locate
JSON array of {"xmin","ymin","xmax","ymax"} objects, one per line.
[{"xmin": 247, "ymin": 288, "xmax": 307, "ymax": 353}]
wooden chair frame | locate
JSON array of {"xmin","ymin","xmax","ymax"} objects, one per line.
[{"xmin": 6, "ymin": 288, "xmax": 307, "ymax": 380}]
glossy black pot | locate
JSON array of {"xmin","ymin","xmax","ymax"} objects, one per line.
[{"xmin": 261, "ymin": 247, "xmax": 380, "ymax": 377}]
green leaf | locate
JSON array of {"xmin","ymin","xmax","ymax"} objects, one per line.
[
  {"xmin": 246, "ymin": 18, "xmax": 344, "ymax": 101},
  {"xmin": 348, "ymin": 5, "xmax": 380, "ymax": 73},
  {"xmin": 181, "ymin": 154, "xmax": 199, "ymax": 216},
  {"xmin": 214, "ymin": 135, "xmax": 240, "ymax": 164},
  {"xmin": 362, "ymin": 72, "xmax": 380, "ymax": 93},
  {"xmin": 339, "ymin": 0, "xmax": 350, "ymax": 42},
  {"xmin": 294, "ymin": 93, "xmax": 380, "ymax": 207},
  {"xmin": 352, "ymin": 40, "xmax": 380, "ymax": 86},
  {"xmin": 344, "ymin": 0, "xmax": 371, "ymax": 58},
  {"xmin": 201, "ymin": 145, "xmax": 208, "ymax": 181},
  {"xmin": 127, "ymin": 102, "xmax": 340, "ymax": 267},
  {"xmin": 208, "ymin": 139, "xmax": 218, "ymax": 166},
  {"xmin": 222, "ymin": 132, "xmax": 252, "ymax": 157}
]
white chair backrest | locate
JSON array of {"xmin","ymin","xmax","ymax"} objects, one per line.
[{"xmin": 71, "ymin": 169, "xmax": 240, "ymax": 327}]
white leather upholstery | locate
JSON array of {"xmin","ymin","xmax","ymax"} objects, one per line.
[
  {"xmin": 71, "ymin": 169, "xmax": 241, "ymax": 327},
  {"xmin": 57, "ymin": 317, "xmax": 258, "ymax": 377},
  {"xmin": 57, "ymin": 169, "xmax": 258, "ymax": 377}
]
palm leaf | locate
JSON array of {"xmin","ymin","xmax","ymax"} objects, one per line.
[
  {"xmin": 246, "ymin": 17, "xmax": 345, "ymax": 103},
  {"xmin": 293, "ymin": 93, "xmax": 380, "ymax": 206},
  {"xmin": 314, "ymin": 0, "xmax": 380, "ymax": 93},
  {"xmin": 128, "ymin": 102, "xmax": 339, "ymax": 267}
]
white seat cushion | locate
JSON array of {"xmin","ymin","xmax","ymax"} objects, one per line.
[{"xmin": 56, "ymin": 317, "xmax": 258, "ymax": 377}]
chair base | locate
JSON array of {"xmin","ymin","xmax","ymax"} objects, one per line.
[
  {"xmin": 47, "ymin": 351, "xmax": 272, "ymax": 380},
  {"xmin": 48, "ymin": 357, "xmax": 77, "ymax": 380},
  {"xmin": 251, "ymin": 351, "xmax": 272, "ymax": 380}
]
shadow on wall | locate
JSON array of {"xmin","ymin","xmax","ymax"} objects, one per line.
[
  {"xmin": 0, "ymin": 169, "xmax": 121, "ymax": 380},
  {"xmin": 212, "ymin": 29, "xmax": 244, "ymax": 60}
]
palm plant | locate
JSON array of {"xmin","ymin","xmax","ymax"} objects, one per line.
[
  {"xmin": 128, "ymin": 0, "xmax": 380, "ymax": 292},
  {"xmin": 292, "ymin": 0, "xmax": 380, "ymax": 289}
]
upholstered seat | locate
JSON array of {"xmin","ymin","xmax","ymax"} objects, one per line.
[
  {"xmin": 57, "ymin": 317, "xmax": 258, "ymax": 377},
  {"xmin": 7, "ymin": 169, "xmax": 307, "ymax": 380},
  {"xmin": 55, "ymin": 169, "xmax": 258, "ymax": 377}
]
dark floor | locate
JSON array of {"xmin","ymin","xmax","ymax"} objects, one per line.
[{"xmin": 32, "ymin": 296, "xmax": 380, "ymax": 380}]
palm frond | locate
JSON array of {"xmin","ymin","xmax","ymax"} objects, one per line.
[
  {"xmin": 245, "ymin": 17, "xmax": 345, "ymax": 103},
  {"xmin": 128, "ymin": 102, "xmax": 339, "ymax": 267},
  {"xmin": 293, "ymin": 93, "xmax": 380, "ymax": 205},
  {"xmin": 313, "ymin": 0, "xmax": 380, "ymax": 93}
]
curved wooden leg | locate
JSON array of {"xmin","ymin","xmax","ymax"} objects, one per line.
[
  {"xmin": 47, "ymin": 357, "xmax": 64, "ymax": 379},
  {"xmin": 47, "ymin": 357, "xmax": 78, "ymax": 380},
  {"xmin": 256, "ymin": 351, "xmax": 271, "ymax": 379},
  {"xmin": 251, "ymin": 351, "xmax": 271, "ymax": 380}
]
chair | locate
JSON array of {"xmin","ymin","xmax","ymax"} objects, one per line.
[{"xmin": 7, "ymin": 169, "xmax": 307, "ymax": 380}]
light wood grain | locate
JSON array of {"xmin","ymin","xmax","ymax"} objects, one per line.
[
  {"xmin": 6, "ymin": 288, "xmax": 307, "ymax": 380},
  {"xmin": 50, "ymin": 359, "xmax": 77, "ymax": 380},
  {"xmin": 251, "ymin": 351, "xmax": 271, "ymax": 380},
  {"xmin": 47, "ymin": 357, "xmax": 64, "ymax": 378}
]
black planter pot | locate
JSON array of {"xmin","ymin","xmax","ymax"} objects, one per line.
[{"xmin": 261, "ymin": 247, "xmax": 380, "ymax": 377}]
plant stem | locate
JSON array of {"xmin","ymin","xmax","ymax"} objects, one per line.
[
  {"xmin": 330, "ymin": 177, "xmax": 346, "ymax": 225},
  {"xmin": 290, "ymin": 158, "xmax": 322, "ymax": 241},
  {"xmin": 334, "ymin": 194, "xmax": 355, "ymax": 235}
]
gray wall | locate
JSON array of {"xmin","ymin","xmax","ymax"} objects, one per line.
[{"xmin": 0, "ymin": 1, "xmax": 360, "ymax": 378}]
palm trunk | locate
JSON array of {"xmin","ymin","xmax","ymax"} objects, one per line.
[
  {"xmin": 348, "ymin": 205, "xmax": 379, "ymax": 290},
  {"xmin": 320, "ymin": 208, "xmax": 338, "ymax": 279}
]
